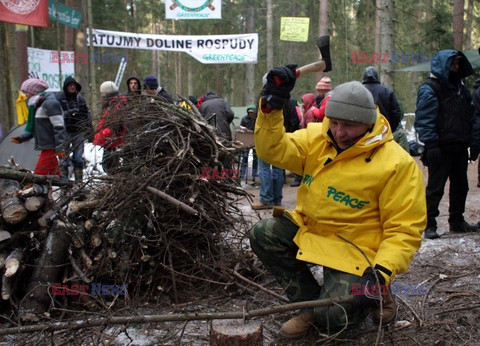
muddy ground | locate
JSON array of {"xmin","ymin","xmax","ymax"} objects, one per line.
[{"xmin": 1, "ymin": 158, "xmax": 479, "ymax": 345}]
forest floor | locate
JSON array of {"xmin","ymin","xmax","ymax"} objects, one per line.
[{"xmin": 1, "ymin": 158, "xmax": 479, "ymax": 345}]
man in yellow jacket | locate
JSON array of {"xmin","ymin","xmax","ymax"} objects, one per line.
[{"xmin": 249, "ymin": 65, "xmax": 426, "ymax": 338}]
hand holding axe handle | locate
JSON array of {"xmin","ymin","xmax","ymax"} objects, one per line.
[{"xmin": 295, "ymin": 35, "xmax": 332, "ymax": 79}]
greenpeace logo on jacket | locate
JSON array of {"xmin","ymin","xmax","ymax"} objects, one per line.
[{"xmin": 326, "ymin": 186, "xmax": 370, "ymax": 209}]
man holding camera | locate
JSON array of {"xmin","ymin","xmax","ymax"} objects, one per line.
[{"xmin": 56, "ymin": 77, "xmax": 92, "ymax": 182}]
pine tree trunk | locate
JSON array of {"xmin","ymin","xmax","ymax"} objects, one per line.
[
  {"xmin": 453, "ymin": 0, "xmax": 464, "ymax": 50},
  {"xmin": 379, "ymin": 0, "xmax": 394, "ymax": 88}
]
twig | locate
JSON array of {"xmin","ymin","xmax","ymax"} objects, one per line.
[
  {"xmin": 396, "ymin": 295, "xmax": 423, "ymax": 327},
  {"xmin": 68, "ymin": 255, "xmax": 91, "ymax": 283},
  {"xmin": 0, "ymin": 296, "xmax": 354, "ymax": 336},
  {"xmin": 228, "ymin": 265, "xmax": 288, "ymax": 302},
  {"xmin": 146, "ymin": 186, "xmax": 198, "ymax": 216}
]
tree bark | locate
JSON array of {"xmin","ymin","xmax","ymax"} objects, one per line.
[
  {"xmin": 0, "ymin": 166, "xmax": 73, "ymax": 187},
  {"xmin": 379, "ymin": 0, "xmax": 394, "ymax": 88},
  {"xmin": 245, "ymin": 1, "xmax": 255, "ymax": 105},
  {"xmin": 266, "ymin": 0, "xmax": 273, "ymax": 70},
  {"xmin": 453, "ymin": 0, "xmax": 464, "ymax": 51},
  {"xmin": 464, "ymin": 0, "xmax": 473, "ymax": 50}
]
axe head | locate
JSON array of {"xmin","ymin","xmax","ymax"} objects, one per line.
[{"xmin": 317, "ymin": 35, "xmax": 332, "ymax": 73}]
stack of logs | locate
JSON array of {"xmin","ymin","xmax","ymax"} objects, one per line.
[{"xmin": 0, "ymin": 96, "xmax": 253, "ymax": 321}]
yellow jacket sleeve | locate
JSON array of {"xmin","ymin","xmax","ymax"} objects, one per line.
[{"xmin": 254, "ymin": 105, "xmax": 311, "ymax": 176}]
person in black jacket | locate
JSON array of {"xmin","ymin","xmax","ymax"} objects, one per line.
[
  {"xmin": 415, "ymin": 50, "xmax": 480, "ymax": 239},
  {"xmin": 361, "ymin": 66, "xmax": 409, "ymax": 152},
  {"xmin": 55, "ymin": 76, "xmax": 92, "ymax": 182}
]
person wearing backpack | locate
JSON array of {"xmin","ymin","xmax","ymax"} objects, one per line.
[
  {"xmin": 415, "ymin": 50, "xmax": 480, "ymax": 240},
  {"xmin": 56, "ymin": 77, "xmax": 92, "ymax": 182}
]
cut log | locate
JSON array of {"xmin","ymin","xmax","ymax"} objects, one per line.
[
  {"xmin": 210, "ymin": 319, "xmax": 263, "ymax": 346},
  {"xmin": 18, "ymin": 184, "xmax": 48, "ymax": 198},
  {"xmin": 24, "ymin": 197, "xmax": 46, "ymax": 212},
  {"xmin": 0, "ymin": 179, "xmax": 20, "ymax": 198},
  {"xmin": 69, "ymin": 199, "xmax": 100, "ymax": 213},
  {"xmin": 4, "ymin": 248, "xmax": 23, "ymax": 277},
  {"xmin": 0, "ymin": 230, "xmax": 11, "ymax": 243},
  {"xmin": 19, "ymin": 220, "xmax": 72, "ymax": 319},
  {"xmin": 1, "ymin": 196, "xmax": 28, "ymax": 224}
]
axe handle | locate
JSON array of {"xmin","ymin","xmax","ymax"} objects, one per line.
[{"xmin": 295, "ymin": 61, "xmax": 326, "ymax": 79}]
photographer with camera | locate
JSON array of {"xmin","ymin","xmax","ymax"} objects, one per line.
[{"xmin": 56, "ymin": 77, "xmax": 92, "ymax": 182}]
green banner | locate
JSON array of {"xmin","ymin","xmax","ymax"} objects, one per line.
[{"xmin": 48, "ymin": 0, "xmax": 82, "ymax": 29}]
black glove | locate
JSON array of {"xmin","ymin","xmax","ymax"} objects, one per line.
[
  {"xmin": 469, "ymin": 146, "xmax": 480, "ymax": 161},
  {"xmin": 261, "ymin": 64, "xmax": 297, "ymax": 109},
  {"xmin": 352, "ymin": 267, "xmax": 386, "ymax": 309},
  {"xmin": 425, "ymin": 143, "xmax": 442, "ymax": 166}
]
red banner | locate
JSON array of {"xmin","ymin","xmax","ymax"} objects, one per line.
[{"xmin": 0, "ymin": 0, "xmax": 49, "ymax": 27}]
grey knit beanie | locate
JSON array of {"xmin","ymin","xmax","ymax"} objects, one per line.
[{"xmin": 325, "ymin": 81, "xmax": 377, "ymax": 125}]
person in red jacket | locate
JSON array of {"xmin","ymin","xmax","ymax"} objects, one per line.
[
  {"xmin": 93, "ymin": 81, "xmax": 127, "ymax": 174},
  {"xmin": 300, "ymin": 93, "xmax": 321, "ymax": 128}
]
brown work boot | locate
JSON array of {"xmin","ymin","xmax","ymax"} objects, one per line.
[
  {"xmin": 251, "ymin": 201, "xmax": 273, "ymax": 210},
  {"xmin": 279, "ymin": 311, "xmax": 315, "ymax": 339},
  {"xmin": 371, "ymin": 286, "xmax": 397, "ymax": 325}
]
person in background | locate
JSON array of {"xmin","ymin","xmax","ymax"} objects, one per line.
[
  {"xmin": 142, "ymin": 75, "xmax": 174, "ymax": 104},
  {"xmin": 55, "ymin": 76, "xmax": 92, "ymax": 182},
  {"xmin": 250, "ymin": 65, "xmax": 426, "ymax": 338},
  {"xmin": 126, "ymin": 76, "xmax": 141, "ymax": 95},
  {"xmin": 472, "ymin": 75, "xmax": 480, "ymax": 188},
  {"xmin": 199, "ymin": 92, "xmax": 235, "ymax": 141},
  {"xmin": 361, "ymin": 66, "xmax": 409, "ymax": 152},
  {"xmin": 239, "ymin": 105, "xmax": 258, "ymax": 185},
  {"xmin": 12, "ymin": 78, "xmax": 67, "ymax": 176},
  {"xmin": 300, "ymin": 93, "xmax": 321, "ymax": 128},
  {"xmin": 415, "ymin": 50, "xmax": 480, "ymax": 239},
  {"xmin": 315, "ymin": 76, "xmax": 332, "ymax": 108},
  {"xmin": 93, "ymin": 81, "xmax": 127, "ymax": 174}
]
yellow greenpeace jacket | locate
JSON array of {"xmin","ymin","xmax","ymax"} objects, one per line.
[{"xmin": 255, "ymin": 107, "xmax": 426, "ymax": 284}]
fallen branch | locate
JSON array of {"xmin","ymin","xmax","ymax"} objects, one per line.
[
  {"xmin": 146, "ymin": 186, "xmax": 198, "ymax": 216},
  {"xmin": 0, "ymin": 296, "xmax": 353, "ymax": 336},
  {"xmin": 0, "ymin": 167, "xmax": 73, "ymax": 187}
]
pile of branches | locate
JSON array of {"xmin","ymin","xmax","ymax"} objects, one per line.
[{"xmin": 0, "ymin": 95, "xmax": 253, "ymax": 321}]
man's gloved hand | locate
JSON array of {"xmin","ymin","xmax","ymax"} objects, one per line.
[
  {"xmin": 426, "ymin": 143, "xmax": 442, "ymax": 166},
  {"xmin": 352, "ymin": 267, "xmax": 386, "ymax": 309},
  {"xmin": 261, "ymin": 64, "xmax": 297, "ymax": 109},
  {"xmin": 469, "ymin": 146, "xmax": 480, "ymax": 161}
]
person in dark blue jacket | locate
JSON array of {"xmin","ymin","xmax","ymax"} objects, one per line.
[{"xmin": 415, "ymin": 50, "xmax": 480, "ymax": 239}]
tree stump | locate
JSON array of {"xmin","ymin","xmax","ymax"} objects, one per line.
[{"xmin": 210, "ymin": 319, "xmax": 262, "ymax": 346}]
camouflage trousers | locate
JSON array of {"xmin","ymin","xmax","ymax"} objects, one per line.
[{"xmin": 249, "ymin": 214, "xmax": 370, "ymax": 332}]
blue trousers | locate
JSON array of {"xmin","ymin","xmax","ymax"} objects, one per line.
[{"xmin": 257, "ymin": 158, "xmax": 284, "ymax": 204}]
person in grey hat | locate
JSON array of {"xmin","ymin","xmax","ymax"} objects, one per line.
[{"xmin": 249, "ymin": 65, "xmax": 426, "ymax": 339}]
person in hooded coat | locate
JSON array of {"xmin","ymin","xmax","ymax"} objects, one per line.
[
  {"xmin": 126, "ymin": 76, "xmax": 141, "ymax": 95},
  {"xmin": 142, "ymin": 75, "xmax": 174, "ymax": 104},
  {"xmin": 415, "ymin": 50, "xmax": 480, "ymax": 239},
  {"xmin": 55, "ymin": 76, "xmax": 92, "ymax": 181},
  {"xmin": 361, "ymin": 66, "xmax": 409, "ymax": 152}
]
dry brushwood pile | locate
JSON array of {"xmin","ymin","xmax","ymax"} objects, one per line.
[{"xmin": 0, "ymin": 95, "xmax": 253, "ymax": 322}]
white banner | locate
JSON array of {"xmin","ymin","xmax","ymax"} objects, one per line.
[
  {"xmin": 27, "ymin": 47, "xmax": 75, "ymax": 91},
  {"xmin": 165, "ymin": 0, "xmax": 221, "ymax": 20},
  {"xmin": 87, "ymin": 29, "xmax": 258, "ymax": 64}
]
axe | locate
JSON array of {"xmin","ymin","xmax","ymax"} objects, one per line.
[{"xmin": 295, "ymin": 35, "xmax": 332, "ymax": 78}]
